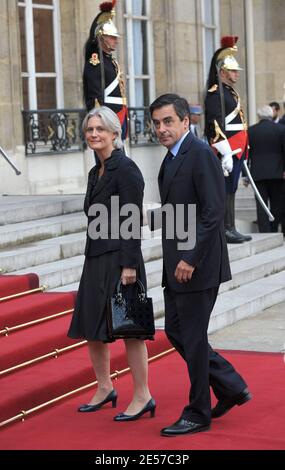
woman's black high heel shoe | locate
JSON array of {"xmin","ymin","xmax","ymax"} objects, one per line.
[
  {"xmin": 78, "ymin": 390, "xmax": 118, "ymax": 412},
  {"xmin": 113, "ymin": 398, "xmax": 156, "ymax": 421}
]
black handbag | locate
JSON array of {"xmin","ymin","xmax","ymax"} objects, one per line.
[{"xmin": 107, "ymin": 280, "xmax": 155, "ymax": 339}]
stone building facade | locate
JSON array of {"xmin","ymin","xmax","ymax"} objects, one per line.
[{"xmin": 0, "ymin": 0, "xmax": 284, "ymax": 197}]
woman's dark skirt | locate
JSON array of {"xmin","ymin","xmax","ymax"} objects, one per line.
[{"xmin": 67, "ymin": 250, "xmax": 149, "ymax": 343}]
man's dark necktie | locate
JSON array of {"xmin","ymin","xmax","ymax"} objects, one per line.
[
  {"xmin": 162, "ymin": 150, "xmax": 174, "ymax": 182},
  {"xmin": 165, "ymin": 150, "xmax": 174, "ymax": 165}
]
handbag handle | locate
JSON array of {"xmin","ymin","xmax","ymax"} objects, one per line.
[{"xmin": 115, "ymin": 279, "xmax": 147, "ymax": 304}]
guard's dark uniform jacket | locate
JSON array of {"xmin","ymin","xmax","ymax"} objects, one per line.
[
  {"xmin": 83, "ymin": 51, "xmax": 128, "ymax": 140},
  {"xmin": 205, "ymin": 83, "xmax": 248, "ymax": 193}
]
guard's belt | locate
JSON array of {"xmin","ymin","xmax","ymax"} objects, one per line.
[
  {"xmin": 225, "ymin": 123, "xmax": 245, "ymax": 131},
  {"xmin": 105, "ymin": 96, "xmax": 124, "ymax": 105}
]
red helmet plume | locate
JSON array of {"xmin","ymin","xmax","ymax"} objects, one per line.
[
  {"xmin": 99, "ymin": 2, "xmax": 115, "ymax": 12},
  {"xmin": 221, "ymin": 36, "xmax": 238, "ymax": 48}
]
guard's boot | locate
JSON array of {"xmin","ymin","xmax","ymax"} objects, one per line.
[
  {"xmin": 224, "ymin": 194, "xmax": 244, "ymax": 244},
  {"xmin": 230, "ymin": 194, "xmax": 252, "ymax": 242}
]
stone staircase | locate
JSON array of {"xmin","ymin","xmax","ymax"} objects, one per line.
[
  {"xmin": 235, "ymin": 181, "xmax": 258, "ymax": 233},
  {"xmin": 1, "ymin": 195, "xmax": 285, "ymax": 334}
]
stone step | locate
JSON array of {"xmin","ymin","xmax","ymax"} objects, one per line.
[
  {"xmin": 0, "ymin": 213, "xmax": 87, "ymax": 249},
  {"xmin": 13, "ymin": 234, "xmax": 282, "ymax": 291},
  {"xmin": 209, "ymin": 270, "xmax": 285, "ymax": 333},
  {"xmin": 50, "ymin": 238, "xmax": 285, "ymax": 322},
  {"xmin": 0, "ymin": 207, "xmax": 160, "ymax": 253},
  {"xmin": 0, "ymin": 195, "xmax": 84, "ymax": 226},
  {"xmin": 0, "ymin": 232, "xmax": 86, "ymax": 273},
  {"xmin": 235, "ymin": 207, "xmax": 257, "ymax": 217},
  {"xmin": 1, "ymin": 229, "xmax": 281, "ymax": 275},
  {"xmin": 0, "ymin": 191, "xmax": 257, "ymax": 228},
  {"xmin": 10, "ymin": 235, "xmax": 163, "ymax": 289},
  {"xmin": 236, "ymin": 219, "xmax": 259, "ymax": 235},
  {"xmin": 155, "ymin": 270, "xmax": 285, "ymax": 330},
  {"xmin": 150, "ymin": 240, "xmax": 285, "ymax": 320},
  {"xmin": 145, "ymin": 244, "xmax": 285, "ymax": 294},
  {"xmin": 14, "ymin": 255, "xmax": 85, "ymax": 290},
  {"xmin": 52, "ymin": 281, "xmax": 80, "ymax": 293},
  {"xmin": 0, "ymin": 233, "xmax": 162, "ymax": 273},
  {"xmin": 220, "ymin": 244, "xmax": 285, "ymax": 293},
  {"xmin": 227, "ymin": 233, "xmax": 283, "ymax": 262},
  {"xmin": 12, "ymin": 251, "xmax": 163, "ymax": 291},
  {"xmin": 53, "ymin": 262, "xmax": 285, "ymax": 331},
  {"xmin": 145, "ymin": 258, "xmax": 163, "ymax": 289},
  {"xmin": 235, "ymin": 196, "xmax": 256, "ymax": 209},
  {"xmin": 149, "ymin": 285, "xmax": 165, "ymax": 318},
  {"xmin": 235, "ymin": 184, "xmax": 257, "ymax": 221},
  {"xmin": 141, "ymin": 237, "xmax": 162, "ymax": 260}
]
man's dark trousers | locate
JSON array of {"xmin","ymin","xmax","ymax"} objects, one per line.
[{"xmin": 164, "ymin": 286, "xmax": 247, "ymax": 425}]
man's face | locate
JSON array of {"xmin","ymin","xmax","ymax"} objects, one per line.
[
  {"xmin": 101, "ymin": 35, "xmax": 118, "ymax": 53},
  {"xmin": 190, "ymin": 114, "xmax": 201, "ymax": 125},
  {"xmin": 271, "ymin": 106, "xmax": 279, "ymax": 120},
  {"xmin": 152, "ymin": 105, "xmax": 189, "ymax": 149},
  {"xmin": 220, "ymin": 69, "xmax": 239, "ymax": 86}
]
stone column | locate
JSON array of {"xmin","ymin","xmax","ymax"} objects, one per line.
[
  {"xmin": 0, "ymin": 0, "xmax": 23, "ymax": 152},
  {"xmin": 152, "ymin": 0, "xmax": 202, "ymax": 102},
  {"xmin": 60, "ymin": 0, "xmax": 86, "ymax": 108}
]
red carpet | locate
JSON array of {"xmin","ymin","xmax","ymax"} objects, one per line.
[
  {"xmin": 0, "ymin": 273, "xmax": 39, "ymax": 298},
  {"xmin": 1, "ymin": 273, "xmax": 284, "ymax": 450},
  {"xmin": 0, "ymin": 332, "xmax": 170, "ymax": 423},
  {"xmin": 0, "ymin": 273, "xmax": 171, "ymax": 424},
  {"xmin": 0, "ymin": 291, "xmax": 77, "ymax": 330},
  {"xmin": 0, "ymin": 349, "xmax": 285, "ymax": 450},
  {"xmin": 1, "ymin": 314, "xmax": 79, "ymax": 370}
]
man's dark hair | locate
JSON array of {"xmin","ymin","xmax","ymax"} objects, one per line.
[
  {"xmin": 269, "ymin": 101, "xmax": 280, "ymax": 111},
  {"xmin": 150, "ymin": 94, "xmax": 190, "ymax": 121}
]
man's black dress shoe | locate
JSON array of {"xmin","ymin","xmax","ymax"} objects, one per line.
[
  {"xmin": 78, "ymin": 389, "xmax": 117, "ymax": 412},
  {"xmin": 160, "ymin": 419, "xmax": 210, "ymax": 437},
  {"xmin": 232, "ymin": 228, "xmax": 252, "ymax": 242},
  {"xmin": 113, "ymin": 398, "xmax": 156, "ymax": 421},
  {"xmin": 211, "ymin": 387, "xmax": 252, "ymax": 418},
  {"xmin": 225, "ymin": 229, "xmax": 244, "ymax": 244}
]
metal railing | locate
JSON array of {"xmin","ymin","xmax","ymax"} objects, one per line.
[
  {"xmin": 22, "ymin": 108, "xmax": 86, "ymax": 155},
  {"xmin": 128, "ymin": 107, "xmax": 158, "ymax": 147},
  {"xmin": 22, "ymin": 107, "xmax": 159, "ymax": 155}
]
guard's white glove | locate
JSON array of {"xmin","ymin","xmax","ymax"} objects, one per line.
[
  {"xmin": 221, "ymin": 153, "xmax": 233, "ymax": 174},
  {"xmin": 212, "ymin": 139, "xmax": 234, "ymax": 177}
]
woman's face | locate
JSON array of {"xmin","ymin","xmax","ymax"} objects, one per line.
[{"xmin": 85, "ymin": 115, "xmax": 116, "ymax": 154}]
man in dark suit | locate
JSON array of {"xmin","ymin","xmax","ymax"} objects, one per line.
[
  {"xmin": 150, "ymin": 94, "xmax": 252, "ymax": 437},
  {"xmin": 248, "ymin": 105, "xmax": 285, "ymax": 233},
  {"xmin": 280, "ymin": 100, "xmax": 285, "ymax": 126},
  {"xmin": 269, "ymin": 101, "xmax": 281, "ymax": 123}
]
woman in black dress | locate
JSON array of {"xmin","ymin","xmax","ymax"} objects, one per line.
[{"xmin": 68, "ymin": 106, "xmax": 155, "ymax": 421}]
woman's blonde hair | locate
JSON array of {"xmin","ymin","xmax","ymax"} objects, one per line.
[{"xmin": 82, "ymin": 106, "xmax": 123, "ymax": 149}]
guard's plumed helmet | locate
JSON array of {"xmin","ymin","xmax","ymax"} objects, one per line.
[
  {"xmin": 216, "ymin": 36, "xmax": 243, "ymax": 71},
  {"xmin": 206, "ymin": 36, "xmax": 243, "ymax": 90},
  {"xmin": 94, "ymin": 1, "xmax": 120, "ymax": 38}
]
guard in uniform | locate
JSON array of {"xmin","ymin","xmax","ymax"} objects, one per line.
[
  {"xmin": 205, "ymin": 36, "xmax": 252, "ymax": 243},
  {"xmin": 83, "ymin": 1, "xmax": 128, "ymax": 140}
]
